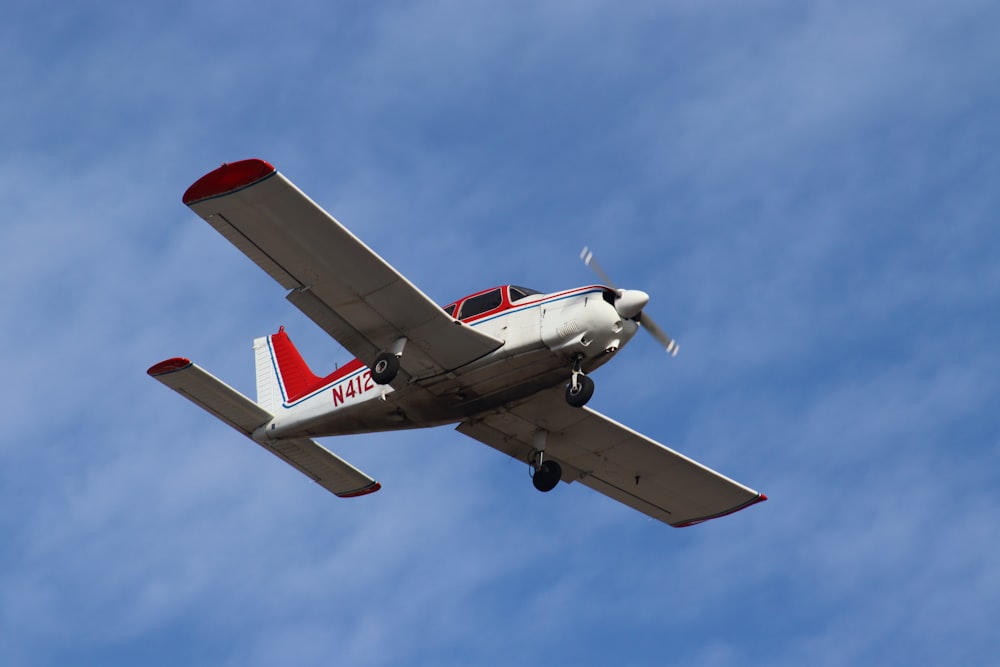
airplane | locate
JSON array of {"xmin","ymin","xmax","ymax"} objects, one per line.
[{"xmin": 148, "ymin": 159, "xmax": 766, "ymax": 527}]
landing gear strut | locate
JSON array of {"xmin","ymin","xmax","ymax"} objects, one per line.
[{"xmin": 565, "ymin": 354, "xmax": 595, "ymax": 408}]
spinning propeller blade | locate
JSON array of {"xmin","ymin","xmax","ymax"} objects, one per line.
[
  {"xmin": 580, "ymin": 246, "xmax": 680, "ymax": 356},
  {"xmin": 636, "ymin": 312, "xmax": 680, "ymax": 356},
  {"xmin": 580, "ymin": 247, "xmax": 617, "ymax": 288}
]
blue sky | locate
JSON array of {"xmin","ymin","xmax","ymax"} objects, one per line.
[{"xmin": 3, "ymin": 1, "xmax": 999, "ymax": 664}]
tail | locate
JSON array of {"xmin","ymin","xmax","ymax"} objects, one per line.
[{"xmin": 254, "ymin": 326, "xmax": 337, "ymax": 410}]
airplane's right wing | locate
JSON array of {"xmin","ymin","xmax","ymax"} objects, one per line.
[
  {"xmin": 458, "ymin": 388, "xmax": 765, "ymax": 527},
  {"xmin": 182, "ymin": 159, "xmax": 503, "ymax": 384}
]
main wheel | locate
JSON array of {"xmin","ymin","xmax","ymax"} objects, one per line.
[
  {"xmin": 532, "ymin": 460, "xmax": 562, "ymax": 492},
  {"xmin": 371, "ymin": 352, "xmax": 400, "ymax": 385},
  {"xmin": 565, "ymin": 375, "xmax": 595, "ymax": 408}
]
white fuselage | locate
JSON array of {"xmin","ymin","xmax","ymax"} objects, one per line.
[{"xmin": 255, "ymin": 286, "xmax": 639, "ymax": 441}]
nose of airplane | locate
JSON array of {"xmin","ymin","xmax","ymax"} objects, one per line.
[{"xmin": 614, "ymin": 289, "xmax": 650, "ymax": 319}]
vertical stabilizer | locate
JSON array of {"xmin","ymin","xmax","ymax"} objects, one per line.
[{"xmin": 255, "ymin": 326, "xmax": 335, "ymax": 409}]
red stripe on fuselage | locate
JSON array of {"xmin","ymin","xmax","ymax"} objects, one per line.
[
  {"xmin": 269, "ymin": 285, "xmax": 609, "ymax": 404},
  {"xmin": 451, "ymin": 285, "xmax": 610, "ymax": 325}
]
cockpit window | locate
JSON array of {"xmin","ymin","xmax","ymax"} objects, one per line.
[
  {"xmin": 509, "ymin": 285, "xmax": 542, "ymax": 302},
  {"xmin": 443, "ymin": 303, "xmax": 457, "ymax": 317},
  {"xmin": 458, "ymin": 288, "xmax": 503, "ymax": 319}
]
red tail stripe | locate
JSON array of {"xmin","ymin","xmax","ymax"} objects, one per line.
[{"xmin": 270, "ymin": 328, "xmax": 364, "ymax": 403}]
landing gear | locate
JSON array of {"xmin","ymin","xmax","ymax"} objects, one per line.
[
  {"xmin": 566, "ymin": 375, "xmax": 595, "ymax": 408},
  {"xmin": 532, "ymin": 459, "xmax": 562, "ymax": 492},
  {"xmin": 529, "ymin": 431, "xmax": 562, "ymax": 493},
  {"xmin": 565, "ymin": 354, "xmax": 595, "ymax": 408},
  {"xmin": 371, "ymin": 337, "xmax": 407, "ymax": 385},
  {"xmin": 371, "ymin": 353, "xmax": 399, "ymax": 384}
]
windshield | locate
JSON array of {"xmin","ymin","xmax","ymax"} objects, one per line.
[{"xmin": 508, "ymin": 285, "xmax": 542, "ymax": 302}]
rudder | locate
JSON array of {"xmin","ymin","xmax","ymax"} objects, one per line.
[{"xmin": 254, "ymin": 334, "xmax": 282, "ymax": 412}]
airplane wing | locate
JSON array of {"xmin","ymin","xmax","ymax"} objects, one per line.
[
  {"xmin": 457, "ymin": 388, "xmax": 765, "ymax": 527},
  {"xmin": 182, "ymin": 159, "xmax": 503, "ymax": 382}
]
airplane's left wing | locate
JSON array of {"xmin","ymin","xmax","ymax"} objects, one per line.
[
  {"xmin": 458, "ymin": 388, "xmax": 766, "ymax": 527},
  {"xmin": 182, "ymin": 159, "xmax": 503, "ymax": 382}
]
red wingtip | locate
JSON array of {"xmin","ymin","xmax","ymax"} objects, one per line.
[
  {"xmin": 182, "ymin": 159, "xmax": 276, "ymax": 205},
  {"xmin": 672, "ymin": 492, "xmax": 768, "ymax": 528},
  {"xmin": 147, "ymin": 357, "xmax": 192, "ymax": 376},
  {"xmin": 337, "ymin": 481, "xmax": 382, "ymax": 498}
]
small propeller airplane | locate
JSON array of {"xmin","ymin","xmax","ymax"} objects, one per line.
[{"xmin": 148, "ymin": 159, "xmax": 765, "ymax": 527}]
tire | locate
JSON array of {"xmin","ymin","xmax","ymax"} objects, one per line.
[
  {"xmin": 371, "ymin": 352, "xmax": 400, "ymax": 385},
  {"xmin": 565, "ymin": 375, "xmax": 595, "ymax": 408},
  {"xmin": 532, "ymin": 460, "xmax": 562, "ymax": 493}
]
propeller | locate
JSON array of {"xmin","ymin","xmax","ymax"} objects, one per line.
[{"xmin": 580, "ymin": 247, "xmax": 680, "ymax": 356}]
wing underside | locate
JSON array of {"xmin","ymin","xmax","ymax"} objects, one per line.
[
  {"xmin": 458, "ymin": 388, "xmax": 765, "ymax": 527},
  {"xmin": 183, "ymin": 159, "xmax": 502, "ymax": 383}
]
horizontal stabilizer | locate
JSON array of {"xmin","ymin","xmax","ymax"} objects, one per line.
[
  {"xmin": 148, "ymin": 358, "xmax": 270, "ymax": 433},
  {"xmin": 147, "ymin": 358, "xmax": 380, "ymax": 498}
]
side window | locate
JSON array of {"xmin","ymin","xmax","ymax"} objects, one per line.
[
  {"xmin": 509, "ymin": 285, "xmax": 541, "ymax": 302},
  {"xmin": 443, "ymin": 303, "xmax": 457, "ymax": 317},
  {"xmin": 458, "ymin": 288, "xmax": 503, "ymax": 320}
]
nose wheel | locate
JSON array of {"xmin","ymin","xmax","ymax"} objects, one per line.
[{"xmin": 565, "ymin": 354, "xmax": 595, "ymax": 408}]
